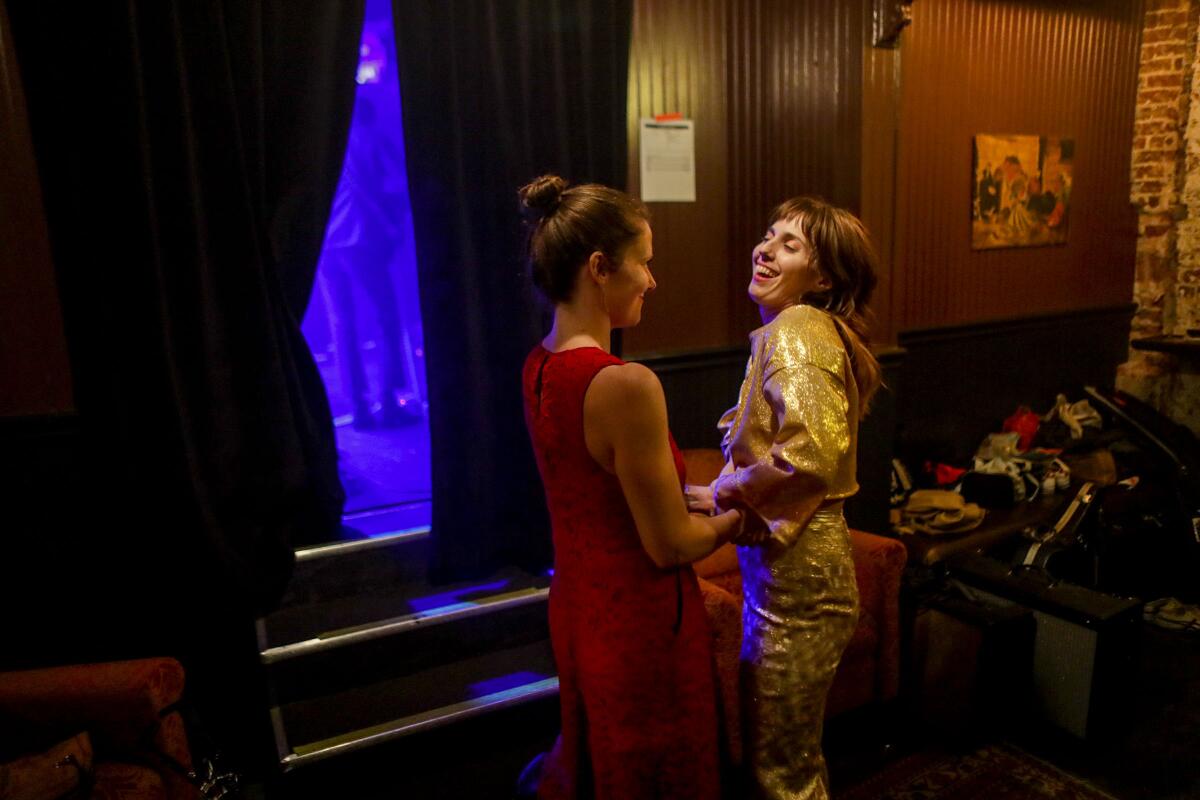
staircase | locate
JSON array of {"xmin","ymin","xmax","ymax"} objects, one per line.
[{"xmin": 256, "ymin": 507, "xmax": 559, "ymax": 796}]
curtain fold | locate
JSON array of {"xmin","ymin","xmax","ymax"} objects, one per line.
[
  {"xmin": 8, "ymin": 0, "xmax": 363, "ymax": 770},
  {"xmin": 7, "ymin": 0, "xmax": 361, "ymax": 617},
  {"xmin": 392, "ymin": 0, "xmax": 634, "ymax": 583}
]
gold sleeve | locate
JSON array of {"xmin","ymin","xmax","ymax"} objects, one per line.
[
  {"xmin": 713, "ymin": 363, "xmax": 851, "ymax": 549},
  {"xmin": 717, "ymin": 403, "xmax": 738, "ymax": 460}
]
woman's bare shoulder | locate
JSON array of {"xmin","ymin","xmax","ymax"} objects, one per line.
[
  {"xmin": 584, "ymin": 362, "xmax": 668, "ymax": 442},
  {"xmin": 588, "ymin": 361, "xmax": 664, "ymax": 405}
]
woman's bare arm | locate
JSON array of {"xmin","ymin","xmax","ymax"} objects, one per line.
[{"xmin": 584, "ymin": 363, "xmax": 742, "ymax": 568}]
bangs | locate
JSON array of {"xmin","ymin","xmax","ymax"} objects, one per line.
[{"xmin": 768, "ymin": 197, "xmax": 830, "ymax": 245}]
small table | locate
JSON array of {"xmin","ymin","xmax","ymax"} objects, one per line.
[{"xmin": 896, "ymin": 489, "xmax": 1071, "ymax": 567}]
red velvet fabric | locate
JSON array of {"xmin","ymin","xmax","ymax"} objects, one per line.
[
  {"xmin": 697, "ymin": 577, "xmax": 744, "ymax": 764},
  {"xmin": 0, "ymin": 658, "xmax": 198, "ymax": 799},
  {"xmin": 525, "ymin": 349, "xmax": 722, "ymax": 799},
  {"xmin": 684, "ymin": 448, "xmax": 907, "ymax": 755},
  {"xmin": 92, "ymin": 763, "xmax": 168, "ymax": 800}
]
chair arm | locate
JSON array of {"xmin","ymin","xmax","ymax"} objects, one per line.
[
  {"xmin": 848, "ymin": 530, "xmax": 907, "ymax": 701},
  {"xmin": 0, "ymin": 658, "xmax": 186, "ymax": 752},
  {"xmin": 698, "ymin": 576, "xmax": 743, "ymax": 765}
]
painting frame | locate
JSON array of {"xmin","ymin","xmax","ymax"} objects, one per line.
[{"xmin": 972, "ymin": 134, "xmax": 1073, "ymax": 250}]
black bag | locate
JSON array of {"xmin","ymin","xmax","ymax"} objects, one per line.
[
  {"xmin": 961, "ymin": 471, "xmax": 1020, "ymax": 508},
  {"xmin": 961, "ymin": 456, "xmax": 1041, "ymax": 509}
]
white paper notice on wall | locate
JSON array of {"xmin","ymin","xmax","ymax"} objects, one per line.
[{"xmin": 639, "ymin": 118, "xmax": 695, "ymax": 202}]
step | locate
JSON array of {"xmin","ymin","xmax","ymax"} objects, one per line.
[
  {"xmin": 280, "ymin": 511, "xmax": 432, "ymax": 609},
  {"xmin": 262, "ymin": 582, "xmax": 550, "ymax": 664},
  {"xmin": 268, "ymin": 686, "xmax": 560, "ymax": 799},
  {"xmin": 261, "ymin": 565, "xmax": 549, "ymax": 651},
  {"xmin": 263, "ymin": 583, "xmax": 551, "ymax": 705},
  {"xmin": 273, "ymin": 640, "xmax": 559, "ymax": 771},
  {"xmin": 337, "ymin": 502, "xmax": 432, "ymax": 539}
]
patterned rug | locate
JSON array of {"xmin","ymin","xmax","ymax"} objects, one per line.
[{"xmin": 836, "ymin": 742, "xmax": 1119, "ymax": 800}]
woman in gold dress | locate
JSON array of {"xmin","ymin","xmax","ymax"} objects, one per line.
[{"xmin": 691, "ymin": 197, "xmax": 882, "ymax": 799}]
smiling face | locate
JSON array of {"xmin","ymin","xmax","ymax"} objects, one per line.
[
  {"xmin": 603, "ymin": 220, "xmax": 656, "ymax": 328},
  {"xmin": 748, "ymin": 216, "xmax": 830, "ymax": 321}
]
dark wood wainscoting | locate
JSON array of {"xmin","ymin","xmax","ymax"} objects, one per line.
[
  {"xmin": 856, "ymin": 349, "xmax": 905, "ymax": 534},
  {"xmin": 894, "ymin": 304, "xmax": 1136, "ymax": 466},
  {"xmin": 637, "ymin": 347, "xmax": 750, "ymax": 452}
]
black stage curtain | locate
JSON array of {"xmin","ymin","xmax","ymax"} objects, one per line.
[
  {"xmin": 7, "ymin": 1, "xmax": 361, "ymax": 618},
  {"xmin": 392, "ymin": 1, "xmax": 633, "ymax": 583},
  {"xmin": 7, "ymin": 0, "xmax": 362, "ymax": 769},
  {"xmin": 4, "ymin": 7, "xmax": 361, "ymax": 766}
]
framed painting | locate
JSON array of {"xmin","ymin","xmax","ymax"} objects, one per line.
[{"xmin": 972, "ymin": 134, "xmax": 1073, "ymax": 250}]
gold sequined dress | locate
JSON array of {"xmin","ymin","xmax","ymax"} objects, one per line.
[{"xmin": 712, "ymin": 304, "xmax": 860, "ymax": 800}]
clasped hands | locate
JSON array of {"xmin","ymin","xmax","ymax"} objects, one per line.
[{"xmin": 684, "ymin": 484, "xmax": 771, "ymax": 545}]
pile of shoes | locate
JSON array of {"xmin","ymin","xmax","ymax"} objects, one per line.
[
  {"xmin": 895, "ymin": 489, "xmax": 986, "ymax": 536},
  {"xmin": 963, "ymin": 430, "xmax": 1076, "ymax": 507},
  {"xmin": 1040, "ymin": 458, "xmax": 1072, "ymax": 497},
  {"xmin": 1043, "ymin": 393, "xmax": 1103, "ymax": 440},
  {"xmin": 1035, "ymin": 393, "xmax": 1107, "ymax": 451},
  {"xmin": 1143, "ymin": 598, "xmax": 1200, "ymax": 632}
]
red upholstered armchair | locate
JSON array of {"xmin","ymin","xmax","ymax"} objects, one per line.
[
  {"xmin": 0, "ymin": 658, "xmax": 199, "ymax": 799},
  {"xmin": 685, "ymin": 449, "xmax": 907, "ymax": 763}
]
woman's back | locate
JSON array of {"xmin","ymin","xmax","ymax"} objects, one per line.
[
  {"xmin": 523, "ymin": 345, "xmax": 657, "ymax": 571},
  {"xmin": 522, "ymin": 343, "xmax": 720, "ymax": 800}
]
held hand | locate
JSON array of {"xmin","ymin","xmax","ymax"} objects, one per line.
[
  {"xmin": 683, "ymin": 484, "xmax": 716, "ymax": 515},
  {"xmin": 730, "ymin": 510, "xmax": 771, "ymax": 546}
]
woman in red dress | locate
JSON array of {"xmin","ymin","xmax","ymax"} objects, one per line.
[{"xmin": 519, "ymin": 174, "xmax": 744, "ymax": 799}]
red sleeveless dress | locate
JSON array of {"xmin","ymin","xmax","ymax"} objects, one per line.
[{"xmin": 523, "ymin": 345, "xmax": 721, "ymax": 800}]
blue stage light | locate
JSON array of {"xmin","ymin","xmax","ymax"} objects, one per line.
[{"xmin": 301, "ymin": 0, "xmax": 430, "ymax": 535}]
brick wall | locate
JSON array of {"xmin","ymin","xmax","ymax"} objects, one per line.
[{"xmin": 1119, "ymin": 0, "xmax": 1200, "ymax": 432}]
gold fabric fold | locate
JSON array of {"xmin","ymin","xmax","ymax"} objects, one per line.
[
  {"xmin": 738, "ymin": 506, "xmax": 858, "ymax": 799},
  {"xmin": 713, "ymin": 305, "xmax": 858, "ymax": 549}
]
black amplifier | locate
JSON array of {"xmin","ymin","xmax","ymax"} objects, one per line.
[
  {"xmin": 911, "ymin": 587, "xmax": 1036, "ymax": 738},
  {"xmin": 947, "ymin": 553, "xmax": 1142, "ymax": 740}
]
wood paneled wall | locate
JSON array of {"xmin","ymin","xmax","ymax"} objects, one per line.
[
  {"xmin": 624, "ymin": 0, "xmax": 731, "ymax": 354},
  {"xmin": 625, "ymin": 0, "xmax": 1144, "ymax": 352},
  {"xmin": 861, "ymin": 42, "xmax": 901, "ymax": 346},
  {"xmin": 624, "ymin": 0, "xmax": 865, "ymax": 356},
  {"xmin": 887, "ymin": 0, "xmax": 1144, "ymax": 340},
  {"xmin": 0, "ymin": 3, "xmax": 73, "ymax": 416}
]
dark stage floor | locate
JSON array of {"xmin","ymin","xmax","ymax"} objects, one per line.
[
  {"xmin": 334, "ymin": 422, "xmax": 430, "ymax": 516},
  {"xmin": 307, "ymin": 341, "xmax": 432, "ymax": 539}
]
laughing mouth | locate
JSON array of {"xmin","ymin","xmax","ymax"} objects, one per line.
[{"xmin": 754, "ymin": 265, "xmax": 779, "ymax": 279}]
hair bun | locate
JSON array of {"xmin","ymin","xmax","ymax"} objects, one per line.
[{"xmin": 519, "ymin": 174, "xmax": 568, "ymax": 221}]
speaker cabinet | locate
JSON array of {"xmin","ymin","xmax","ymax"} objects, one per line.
[
  {"xmin": 949, "ymin": 554, "xmax": 1142, "ymax": 740},
  {"xmin": 911, "ymin": 591, "xmax": 1036, "ymax": 738}
]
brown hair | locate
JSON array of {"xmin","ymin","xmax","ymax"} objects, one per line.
[
  {"xmin": 518, "ymin": 174, "xmax": 649, "ymax": 304},
  {"xmin": 769, "ymin": 196, "xmax": 883, "ymax": 415}
]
